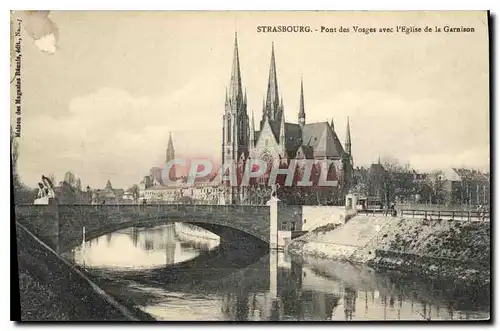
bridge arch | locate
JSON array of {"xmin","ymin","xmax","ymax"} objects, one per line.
[{"xmin": 15, "ymin": 204, "xmax": 272, "ymax": 253}]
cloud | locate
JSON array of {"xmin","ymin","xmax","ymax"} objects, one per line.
[
  {"xmin": 18, "ymin": 78, "xmax": 223, "ymax": 189},
  {"xmin": 308, "ymin": 89, "xmax": 489, "ymax": 169}
]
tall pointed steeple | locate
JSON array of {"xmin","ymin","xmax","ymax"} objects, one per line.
[
  {"xmin": 249, "ymin": 110, "xmax": 255, "ymax": 149},
  {"xmin": 330, "ymin": 118, "xmax": 334, "ymax": 130},
  {"xmin": 166, "ymin": 132, "xmax": 175, "ymax": 163},
  {"xmin": 167, "ymin": 132, "xmax": 174, "ymax": 151},
  {"xmin": 265, "ymin": 42, "xmax": 280, "ymax": 121},
  {"xmin": 261, "ymin": 97, "xmax": 267, "ymax": 127},
  {"xmin": 298, "ymin": 78, "xmax": 306, "ymax": 127},
  {"xmin": 228, "ymin": 32, "xmax": 243, "ymax": 106},
  {"xmin": 222, "ymin": 33, "xmax": 249, "ymax": 205},
  {"xmin": 345, "ymin": 117, "xmax": 352, "ymax": 156},
  {"xmin": 280, "ymin": 107, "xmax": 286, "ymax": 147}
]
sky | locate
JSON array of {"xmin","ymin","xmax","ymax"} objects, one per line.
[{"xmin": 12, "ymin": 11, "xmax": 490, "ymax": 189}]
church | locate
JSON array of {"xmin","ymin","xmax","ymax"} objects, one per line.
[{"xmin": 221, "ymin": 34, "xmax": 354, "ymax": 205}]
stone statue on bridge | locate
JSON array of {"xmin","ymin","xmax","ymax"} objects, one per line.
[{"xmin": 34, "ymin": 175, "xmax": 56, "ymax": 205}]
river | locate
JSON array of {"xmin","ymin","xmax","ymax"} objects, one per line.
[{"xmin": 61, "ymin": 223, "xmax": 490, "ymax": 321}]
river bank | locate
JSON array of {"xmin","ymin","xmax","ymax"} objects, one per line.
[
  {"xmin": 15, "ymin": 223, "xmax": 153, "ymax": 321},
  {"xmin": 287, "ymin": 215, "xmax": 490, "ymax": 288}
]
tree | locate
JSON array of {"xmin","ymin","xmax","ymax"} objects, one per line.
[
  {"xmin": 350, "ymin": 182, "xmax": 369, "ymax": 196},
  {"xmin": 381, "ymin": 157, "xmax": 417, "ymax": 203},
  {"xmin": 11, "ymin": 127, "xmax": 37, "ymax": 203},
  {"xmin": 75, "ymin": 178, "xmax": 82, "ymax": 191},
  {"xmin": 11, "ymin": 127, "xmax": 19, "ymax": 187},
  {"xmin": 129, "ymin": 184, "xmax": 140, "ymax": 203},
  {"xmin": 426, "ymin": 170, "xmax": 449, "ymax": 205}
]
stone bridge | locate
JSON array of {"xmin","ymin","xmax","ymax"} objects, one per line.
[{"xmin": 15, "ymin": 201, "xmax": 303, "ymax": 253}]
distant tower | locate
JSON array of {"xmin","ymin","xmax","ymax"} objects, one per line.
[
  {"xmin": 279, "ymin": 106, "xmax": 286, "ymax": 158},
  {"xmin": 165, "ymin": 132, "xmax": 176, "ymax": 181},
  {"xmin": 345, "ymin": 117, "xmax": 352, "ymax": 158},
  {"xmin": 221, "ymin": 33, "xmax": 249, "ymax": 204},
  {"xmin": 75, "ymin": 178, "xmax": 82, "ymax": 191},
  {"xmin": 105, "ymin": 179, "xmax": 113, "ymax": 190},
  {"xmin": 298, "ymin": 78, "xmax": 306, "ymax": 127},
  {"xmin": 343, "ymin": 117, "xmax": 354, "ymax": 198},
  {"xmin": 166, "ymin": 132, "xmax": 175, "ymax": 163},
  {"xmin": 248, "ymin": 110, "xmax": 256, "ymax": 157}
]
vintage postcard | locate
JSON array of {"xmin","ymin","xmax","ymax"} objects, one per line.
[{"xmin": 11, "ymin": 11, "xmax": 490, "ymax": 322}]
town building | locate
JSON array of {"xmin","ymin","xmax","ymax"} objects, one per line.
[
  {"xmin": 432, "ymin": 168, "xmax": 490, "ymax": 207},
  {"xmin": 90, "ymin": 179, "xmax": 124, "ymax": 204},
  {"xmin": 138, "ymin": 133, "xmax": 223, "ymax": 204}
]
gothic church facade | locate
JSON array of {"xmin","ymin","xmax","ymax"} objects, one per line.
[{"xmin": 221, "ymin": 34, "xmax": 353, "ymax": 205}]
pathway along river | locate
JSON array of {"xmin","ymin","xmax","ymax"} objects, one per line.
[{"xmin": 61, "ymin": 223, "xmax": 490, "ymax": 321}]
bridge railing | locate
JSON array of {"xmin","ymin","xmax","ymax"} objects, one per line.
[
  {"xmin": 400, "ymin": 209, "xmax": 490, "ymax": 221},
  {"xmin": 33, "ymin": 203, "xmax": 270, "ymax": 217}
]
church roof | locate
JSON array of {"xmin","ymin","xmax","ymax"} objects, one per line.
[
  {"xmin": 295, "ymin": 145, "xmax": 314, "ymax": 159},
  {"xmin": 302, "ymin": 122, "xmax": 345, "ymax": 159},
  {"xmin": 302, "ymin": 122, "xmax": 325, "ymax": 148},
  {"xmin": 269, "ymin": 120, "xmax": 281, "ymax": 142},
  {"xmin": 284, "ymin": 123, "xmax": 302, "ymax": 156},
  {"xmin": 254, "ymin": 119, "xmax": 346, "ymax": 159}
]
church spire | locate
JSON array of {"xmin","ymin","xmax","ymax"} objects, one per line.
[
  {"xmin": 298, "ymin": 77, "xmax": 306, "ymax": 127},
  {"xmin": 265, "ymin": 42, "xmax": 280, "ymax": 121},
  {"xmin": 249, "ymin": 110, "xmax": 255, "ymax": 149},
  {"xmin": 345, "ymin": 117, "xmax": 352, "ymax": 155},
  {"xmin": 166, "ymin": 132, "xmax": 175, "ymax": 163},
  {"xmin": 167, "ymin": 132, "xmax": 174, "ymax": 151},
  {"xmin": 228, "ymin": 32, "xmax": 243, "ymax": 105},
  {"xmin": 280, "ymin": 106, "xmax": 286, "ymax": 148}
]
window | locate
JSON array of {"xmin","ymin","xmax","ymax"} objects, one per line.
[
  {"xmin": 281, "ymin": 222, "xmax": 288, "ymax": 231},
  {"xmin": 265, "ymin": 139, "xmax": 269, "ymax": 146},
  {"xmin": 227, "ymin": 118, "xmax": 231, "ymax": 143}
]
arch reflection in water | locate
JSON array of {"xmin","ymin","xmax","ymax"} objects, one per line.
[{"xmin": 65, "ymin": 223, "xmax": 220, "ymax": 271}]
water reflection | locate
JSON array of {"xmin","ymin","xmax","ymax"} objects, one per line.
[
  {"xmin": 65, "ymin": 224, "xmax": 490, "ymax": 321},
  {"xmin": 133, "ymin": 252, "xmax": 488, "ymax": 321},
  {"xmin": 64, "ymin": 223, "xmax": 220, "ymax": 270}
]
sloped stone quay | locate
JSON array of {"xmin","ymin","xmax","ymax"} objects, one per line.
[
  {"xmin": 15, "ymin": 223, "xmax": 154, "ymax": 321},
  {"xmin": 287, "ymin": 215, "xmax": 490, "ymax": 287}
]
